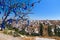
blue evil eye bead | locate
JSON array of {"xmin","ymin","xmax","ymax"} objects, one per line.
[
  {"xmin": 1, "ymin": 22, "xmax": 5, "ymax": 29},
  {"xmin": 0, "ymin": 4, "xmax": 2, "ymax": 6},
  {"xmin": 4, "ymin": 13, "xmax": 6, "ymax": 16},
  {"xmin": 0, "ymin": 3, "xmax": 5, "ymax": 10},
  {"xmin": 22, "ymin": 3, "xmax": 27, "ymax": 10},
  {"xmin": 13, "ymin": 10, "xmax": 17, "ymax": 16},
  {"xmin": 0, "ymin": 2, "xmax": 4, "ymax": 6},
  {"xmin": 0, "ymin": 5, "xmax": 4, "ymax": 11},
  {"xmin": 0, "ymin": 2, "xmax": 2, "ymax": 6},
  {"xmin": 23, "ymin": 6, "xmax": 27, "ymax": 10},
  {"xmin": 14, "ymin": 8, "xmax": 16, "ymax": 10},
  {"xmin": 2, "ymin": 22, "xmax": 5, "ymax": 26},
  {"xmin": 16, "ymin": 20, "xmax": 18, "ymax": 24},
  {"xmin": 38, "ymin": 0, "xmax": 41, "ymax": 3},
  {"xmin": 16, "ymin": 18, "xmax": 19, "ymax": 24},
  {"xmin": 7, "ymin": 19, "xmax": 12, "ymax": 24},
  {"xmin": 0, "ymin": 11, "xmax": 1, "ymax": 14},
  {"xmin": 27, "ymin": 20, "xmax": 29, "ymax": 26},
  {"xmin": 2, "ymin": 17, "xmax": 3, "ymax": 20},
  {"xmin": 13, "ymin": 9, "xmax": 16, "ymax": 13},
  {"xmin": 9, "ymin": 19, "xmax": 12, "ymax": 23},
  {"xmin": 2, "ymin": 7, "xmax": 4, "ymax": 10},
  {"xmin": 31, "ymin": 3, "xmax": 34, "ymax": 7}
]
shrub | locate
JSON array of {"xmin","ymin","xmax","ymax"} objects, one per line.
[
  {"xmin": 6, "ymin": 24, "xmax": 13, "ymax": 30},
  {"xmin": 3, "ymin": 28, "xmax": 8, "ymax": 34},
  {"xmin": 31, "ymin": 33, "xmax": 39, "ymax": 36},
  {"xmin": 13, "ymin": 31, "xmax": 20, "ymax": 37},
  {"xmin": 19, "ymin": 29, "xmax": 26, "ymax": 35},
  {"xmin": 13, "ymin": 27, "xmax": 19, "ymax": 33}
]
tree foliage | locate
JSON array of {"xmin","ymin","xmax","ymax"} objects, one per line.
[
  {"xmin": 48, "ymin": 25, "xmax": 52, "ymax": 36},
  {"xmin": 54, "ymin": 25, "xmax": 60, "ymax": 37},
  {"xmin": 0, "ymin": 0, "xmax": 41, "ymax": 29},
  {"xmin": 39, "ymin": 23, "xmax": 43, "ymax": 36},
  {"xmin": 0, "ymin": 0, "xmax": 40, "ymax": 21}
]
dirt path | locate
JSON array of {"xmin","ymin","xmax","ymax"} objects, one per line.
[
  {"xmin": 0, "ymin": 32, "xmax": 34, "ymax": 40},
  {"xmin": 0, "ymin": 32, "xmax": 56, "ymax": 40},
  {"xmin": 0, "ymin": 33, "xmax": 22, "ymax": 40}
]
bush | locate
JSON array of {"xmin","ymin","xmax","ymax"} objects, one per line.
[
  {"xmin": 6, "ymin": 24, "xmax": 13, "ymax": 30},
  {"xmin": 8, "ymin": 31, "xmax": 12, "ymax": 35},
  {"xmin": 3, "ymin": 28, "xmax": 8, "ymax": 34},
  {"xmin": 13, "ymin": 31, "xmax": 20, "ymax": 37},
  {"xmin": 19, "ymin": 29, "xmax": 26, "ymax": 35},
  {"xmin": 31, "ymin": 33, "xmax": 39, "ymax": 36},
  {"xmin": 13, "ymin": 27, "xmax": 19, "ymax": 33}
]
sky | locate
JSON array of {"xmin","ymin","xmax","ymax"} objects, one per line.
[
  {"xmin": 0, "ymin": 0, "xmax": 60, "ymax": 20},
  {"xmin": 29, "ymin": 0, "xmax": 60, "ymax": 20}
]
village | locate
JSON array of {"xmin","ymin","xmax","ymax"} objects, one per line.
[
  {"xmin": 0, "ymin": 19, "xmax": 60, "ymax": 40},
  {"xmin": 0, "ymin": 0, "xmax": 60, "ymax": 40},
  {"xmin": 0, "ymin": 19, "xmax": 60, "ymax": 37}
]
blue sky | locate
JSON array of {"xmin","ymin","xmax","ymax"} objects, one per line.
[
  {"xmin": 29, "ymin": 0, "xmax": 60, "ymax": 20},
  {"xmin": 0, "ymin": 0, "xmax": 60, "ymax": 20}
]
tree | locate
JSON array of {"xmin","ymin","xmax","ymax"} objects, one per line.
[
  {"xmin": 58, "ymin": 27, "xmax": 60, "ymax": 37},
  {"xmin": 0, "ymin": 0, "xmax": 41, "ymax": 30},
  {"xmin": 48, "ymin": 25, "xmax": 53, "ymax": 36},
  {"xmin": 54, "ymin": 25, "xmax": 60, "ymax": 37},
  {"xmin": 54, "ymin": 25, "xmax": 57, "ymax": 36},
  {"xmin": 39, "ymin": 23, "xmax": 43, "ymax": 36}
]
